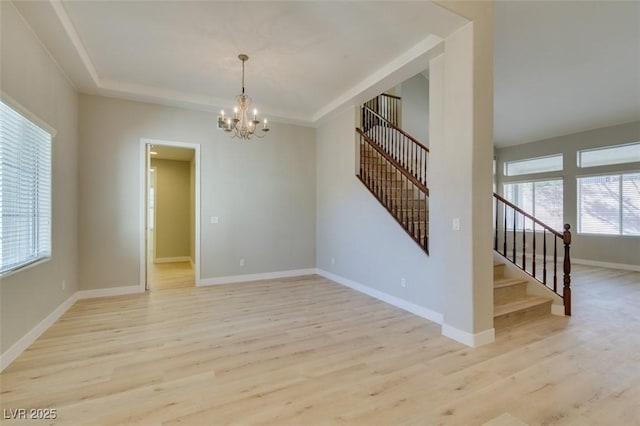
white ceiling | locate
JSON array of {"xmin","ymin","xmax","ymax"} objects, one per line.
[
  {"xmin": 12, "ymin": 1, "xmax": 466, "ymax": 125},
  {"xmin": 494, "ymin": 1, "xmax": 640, "ymax": 147},
  {"xmin": 11, "ymin": 1, "xmax": 640, "ymax": 147}
]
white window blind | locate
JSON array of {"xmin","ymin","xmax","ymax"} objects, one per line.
[
  {"xmin": 504, "ymin": 179, "xmax": 563, "ymax": 230},
  {"xmin": 504, "ymin": 154, "xmax": 563, "ymax": 177},
  {"xmin": 578, "ymin": 142, "xmax": 640, "ymax": 168},
  {"xmin": 0, "ymin": 100, "xmax": 52, "ymax": 275},
  {"xmin": 578, "ymin": 173, "xmax": 640, "ymax": 236}
]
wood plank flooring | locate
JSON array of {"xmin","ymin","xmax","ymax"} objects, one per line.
[
  {"xmin": 1, "ymin": 265, "xmax": 639, "ymax": 425},
  {"xmin": 148, "ymin": 262, "xmax": 194, "ymax": 290}
]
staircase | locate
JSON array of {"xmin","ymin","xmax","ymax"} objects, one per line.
[
  {"xmin": 356, "ymin": 94, "xmax": 429, "ymax": 253},
  {"xmin": 493, "ymin": 261, "xmax": 553, "ymax": 328},
  {"xmin": 356, "ymin": 93, "xmax": 571, "ymax": 328}
]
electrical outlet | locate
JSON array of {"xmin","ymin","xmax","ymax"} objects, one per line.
[
  {"xmin": 210, "ymin": 216, "xmax": 219, "ymax": 224},
  {"xmin": 239, "ymin": 258, "xmax": 245, "ymax": 266},
  {"xmin": 331, "ymin": 258, "xmax": 335, "ymax": 265},
  {"xmin": 400, "ymin": 278, "xmax": 406, "ymax": 288}
]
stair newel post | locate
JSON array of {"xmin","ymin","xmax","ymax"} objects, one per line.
[
  {"xmin": 553, "ymin": 237, "xmax": 557, "ymax": 293},
  {"xmin": 522, "ymin": 214, "xmax": 526, "ymax": 269},
  {"xmin": 512, "ymin": 207, "xmax": 516, "ymax": 262},
  {"xmin": 563, "ymin": 224, "xmax": 572, "ymax": 316},
  {"xmin": 543, "ymin": 229, "xmax": 547, "ymax": 285},
  {"xmin": 532, "ymin": 222, "xmax": 536, "ymax": 278},
  {"xmin": 494, "ymin": 196, "xmax": 498, "ymax": 251},
  {"xmin": 503, "ymin": 203, "xmax": 507, "ymax": 256}
]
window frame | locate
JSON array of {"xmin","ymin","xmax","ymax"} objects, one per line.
[
  {"xmin": 577, "ymin": 142, "xmax": 640, "ymax": 169},
  {"xmin": 503, "ymin": 177, "xmax": 564, "ymax": 232},
  {"xmin": 503, "ymin": 153, "xmax": 563, "ymax": 177},
  {"xmin": 576, "ymin": 170, "xmax": 640, "ymax": 237},
  {"xmin": 0, "ymin": 96, "xmax": 55, "ymax": 277}
]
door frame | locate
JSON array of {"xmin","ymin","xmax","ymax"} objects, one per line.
[{"xmin": 139, "ymin": 138, "xmax": 201, "ymax": 291}]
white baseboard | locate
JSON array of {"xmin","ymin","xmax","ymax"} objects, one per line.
[
  {"xmin": 572, "ymin": 258, "xmax": 640, "ymax": 272},
  {"xmin": 0, "ymin": 293, "xmax": 78, "ymax": 372},
  {"xmin": 316, "ymin": 269, "xmax": 443, "ymax": 325},
  {"xmin": 76, "ymin": 285, "xmax": 144, "ymax": 299},
  {"xmin": 1, "ymin": 284, "xmax": 146, "ymax": 372},
  {"xmin": 551, "ymin": 304, "xmax": 566, "ymax": 316},
  {"xmin": 198, "ymin": 268, "xmax": 317, "ymax": 286},
  {"xmin": 442, "ymin": 324, "xmax": 495, "ymax": 347},
  {"xmin": 154, "ymin": 256, "xmax": 191, "ymax": 264}
]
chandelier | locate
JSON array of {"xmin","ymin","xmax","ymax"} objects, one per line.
[{"xmin": 217, "ymin": 54, "xmax": 269, "ymax": 140}]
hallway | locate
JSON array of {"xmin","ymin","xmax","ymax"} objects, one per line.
[{"xmin": 148, "ymin": 261, "xmax": 194, "ymax": 290}]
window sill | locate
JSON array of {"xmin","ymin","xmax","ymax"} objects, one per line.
[{"xmin": 0, "ymin": 257, "xmax": 51, "ymax": 279}]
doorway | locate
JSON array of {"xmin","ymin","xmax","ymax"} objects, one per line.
[{"xmin": 140, "ymin": 139, "xmax": 200, "ymax": 291}]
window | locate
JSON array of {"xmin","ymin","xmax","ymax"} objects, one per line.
[
  {"xmin": 578, "ymin": 173, "xmax": 640, "ymax": 236},
  {"xmin": 504, "ymin": 154, "xmax": 563, "ymax": 177},
  {"xmin": 578, "ymin": 142, "xmax": 640, "ymax": 168},
  {"xmin": 504, "ymin": 179, "xmax": 563, "ymax": 230},
  {"xmin": 0, "ymin": 100, "xmax": 52, "ymax": 276}
]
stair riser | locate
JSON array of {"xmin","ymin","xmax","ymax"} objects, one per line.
[
  {"xmin": 494, "ymin": 283, "xmax": 528, "ymax": 304},
  {"xmin": 494, "ymin": 263, "xmax": 505, "ymax": 279},
  {"xmin": 494, "ymin": 300, "xmax": 552, "ymax": 328}
]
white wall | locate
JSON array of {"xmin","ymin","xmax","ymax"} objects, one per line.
[
  {"xmin": 496, "ymin": 121, "xmax": 640, "ymax": 267},
  {"xmin": 400, "ymin": 73, "xmax": 430, "ymax": 145},
  {"xmin": 78, "ymin": 95, "xmax": 316, "ymax": 290},
  {"xmin": 0, "ymin": 2, "xmax": 79, "ymax": 352}
]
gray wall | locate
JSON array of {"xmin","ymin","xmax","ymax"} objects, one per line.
[
  {"xmin": 1, "ymin": 2, "xmax": 79, "ymax": 352},
  {"xmin": 496, "ymin": 121, "xmax": 640, "ymax": 266},
  {"xmin": 316, "ymin": 108, "xmax": 442, "ymax": 315},
  {"xmin": 399, "ymin": 73, "xmax": 430, "ymax": 145},
  {"xmin": 151, "ymin": 159, "xmax": 191, "ymax": 260},
  {"xmin": 78, "ymin": 95, "xmax": 316, "ymax": 289}
]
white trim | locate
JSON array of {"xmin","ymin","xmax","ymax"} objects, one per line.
[
  {"xmin": 49, "ymin": 0, "xmax": 100, "ymax": 86},
  {"xmin": 139, "ymin": 139, "xmax": 201, "ymax": 289},
  {"xmin": 572, "ymin": 258, "xmax": 640, "ymax": 272},
  {"xmin": 154, "ymin": 256, "xmax": 191, "ymax": 264},
  {"xmin": 0, "ymin": 293, "xmax": 78, "ymax": 372},
  {"xmin": 0, "ymin": 257, "xmax": 51, "ymax": 279},
  {"xmin": 551, "ymin": 304, "xmax": 566, "ymax": 316},
  {"xmin": 316, "ymin": 269, "xmax": 443, "ymax": 325},
  {"xmin": 76, "ymin": 285, "xmax": 144, "ymax": 300},
  {"xmin": 199, "ymin": 269, "xmax": 317, "ymax": 286},
  {"xmin": 0, "ymin": 284, "xmax": 145, "ymax": 372},
  {"xmin": 442, "ymin": 324, "xmax": 495, "ymax": 347},
  {"xmin": 1, "ymin": 91, "xmax": 57, "ymax": 137}
]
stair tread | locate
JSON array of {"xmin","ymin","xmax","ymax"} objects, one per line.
[
  {"xmin": 493, "ymin": 261, "xmax": 503, "ymax": 267},
  {"xmin": 494, "ymin": 295, "xmax": 552, "ymax": 317},
  {"xmin": 494, "ymin": 277, "xmax": 528, "ymax": 289}
]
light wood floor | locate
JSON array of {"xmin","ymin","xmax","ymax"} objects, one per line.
[
  {"xmin": 1, "ymin": 265, "xmax": 639, "ymax": 425},
  {"xmin": 148, "ymin": 261, "xmax": 194, "ymax": 290}
]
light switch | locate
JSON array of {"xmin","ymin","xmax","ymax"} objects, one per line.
[
  {"xmin": 452, "ymin": 217, "xmax": 460, "ymax": 231},
  {"xmin": 210, "ymin": 216, "xmax": 219, "ymax": 224}
]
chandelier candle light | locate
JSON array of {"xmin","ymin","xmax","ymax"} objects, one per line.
[{"xmin": 218, "ymin": 54, "xmax": 269, "ymax": 140}]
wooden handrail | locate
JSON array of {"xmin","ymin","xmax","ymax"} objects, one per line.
[
  {"xmin": 380, "ymin": 93, "xmax": 401, "ymax": 100},
  {"xmin": 357, "ymin": 128, "xmax": 429, "ymax": 196},
  {"xmin": 493, "ymin": 193, "xmax": 562, "ymax": 237},
  {"xmin": 362, "ymin": 105, "xmax": 430, "ymax": 152}
]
